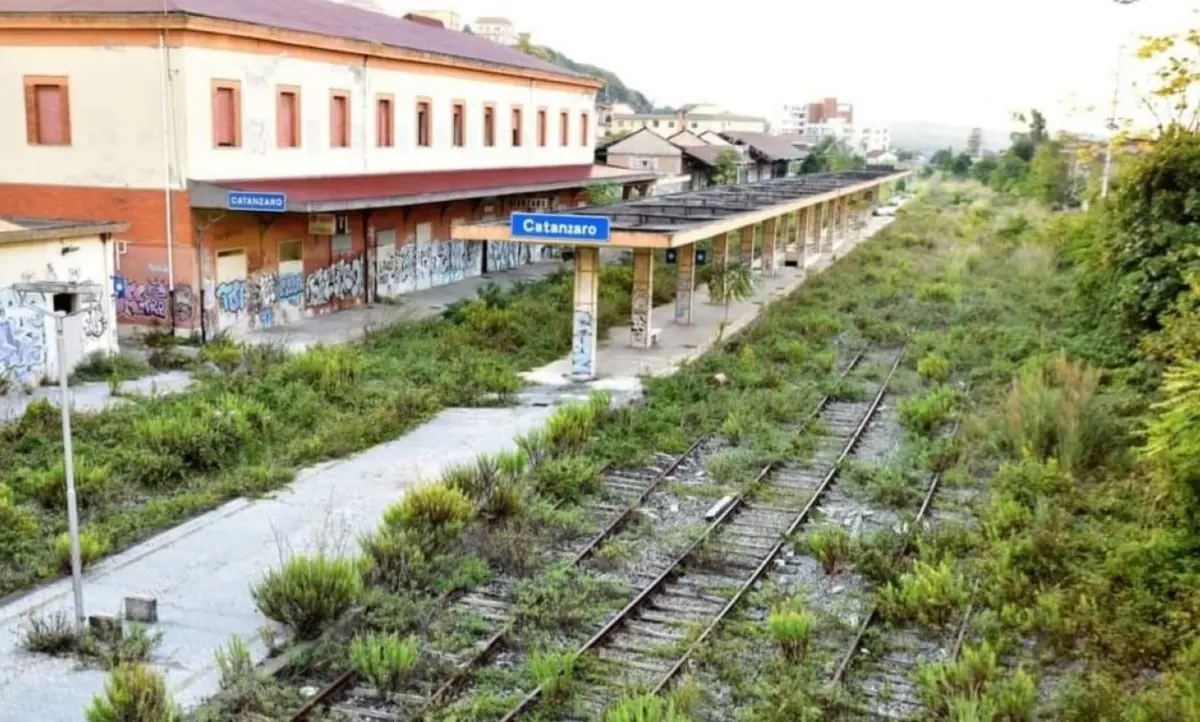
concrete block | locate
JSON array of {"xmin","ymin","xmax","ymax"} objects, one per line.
[
  {"xmin": 124, "ymin": 596, "xmax": 158, "ymax": 624},
  {"xmin": 88, "ymin": 615, "xmax": 122, "ymax": 642}
]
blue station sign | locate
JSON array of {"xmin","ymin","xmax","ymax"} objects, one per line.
[
  {"xmin": 227, "ymin": 190, "xmax": 288, "ymax": 213},
  {"xmin": 509, "ymin": 212, "xmax": 611, "ymax": 243}
]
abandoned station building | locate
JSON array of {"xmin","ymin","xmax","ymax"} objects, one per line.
[{"xmin": 0, "ymin": 0, "xmax": 656, "ymax": 339}]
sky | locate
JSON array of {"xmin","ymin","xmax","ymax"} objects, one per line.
[{"xmin": 389, "ymin": 0, "xmax": 1198, "ymax": 135}]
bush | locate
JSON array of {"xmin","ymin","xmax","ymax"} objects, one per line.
[
  {"xmin": 250, "ymin": 554, "xmax": 363, "ymax": 639},
  {"xmin": 802, "ymin": 526, "xmax": 854, "ymax": 575},
  {"xmin": 348, "ymin": 632, "xmax": 419, "ymax": 695},
  {"xmin": 56, "ymin": 529, "xmax": 109, "ymax": 573},
  {"xmin": 915, "ymin": 642, "xmax": 1036, "ymax": 721},
  {"xmin": 527, "ymin": 650, "xmax": 577, "ymax": 700},
  {"xmin": 898, "ymin": 385, "xmax": 958, "ymax": 436},
  {"xmin": 84, "ymin": 664, "xmax": 179, "ymax": 722},
  {"xmin": 767, "ymin": 598, "xmax": 814, "ymax": 663},
  {"xmin": 878, "ymin": 559, "xmax": 969, "ymax": 627},
  {"xmin": 604, "ymin": 693, "xmax": 692, "ymax": 722},
  {"xmin": 383, "ymin": 482, "xmax": 474, "ymax": 539},
  {"xmin": 0, "ymin": 483, "xmax": 38, "ymax": 554},
  {"xmin": 20, "ymin": 610, "xmax": 80, "ymax": 655},
  {"xmin": 531, "ymin": 455, "xmax": 602, "ymax": 504},
  {"xmin": 917, "ymin": 353, "xmax": 952, "ymax": 383}
]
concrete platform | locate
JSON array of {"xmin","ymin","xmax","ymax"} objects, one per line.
[{"xmin": 0, "ymin": 217, "xmax": 891, "ymax": 722}]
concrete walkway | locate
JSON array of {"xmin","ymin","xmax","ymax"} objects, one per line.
[{"xmin": 0, "ymin": 220, "xmax": 889, "ymax": 722}]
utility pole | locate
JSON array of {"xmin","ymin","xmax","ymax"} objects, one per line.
[
  {"xmin": 1100, "ymin": 44, "xmax": 1126, "ymax": 199},
  {"xmin": 14, "ymin": 281, "xmax": 102, "ymax": 632}
]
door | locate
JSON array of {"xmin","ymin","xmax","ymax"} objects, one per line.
[
  {"xmin": 414, "ymin": 222, "xmax": 433, "ymax": 291},
  {"xmin": 276, "ymin": 239, "xmax": 305, "ymax": 324},
  {"xmin": 374, "ymin": 229, "xmax": 403, "ymax": 298},
  {"xmin": 214, "ymin": 249, "xmax": 248, "ymax": 332}
]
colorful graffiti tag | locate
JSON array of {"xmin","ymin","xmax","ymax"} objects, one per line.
[
  {"xmin": 114, "ymin": 276, "xmax": 195, "ymax": 323},
  {"xmin": 0, "ymin": 288, "xmax": 47, "ymax": 384},
  {"xmin": 214, "ymin": 270, "xmax": 307, "ymax": 330},
  {"xmin": 306, "ymin": 256, "xmax": 363, "ymax": 307}
]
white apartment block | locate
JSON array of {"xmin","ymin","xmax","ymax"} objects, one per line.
[{"xmin": 474, "ymin": 16, "xmax": 518, "ymax": 46}]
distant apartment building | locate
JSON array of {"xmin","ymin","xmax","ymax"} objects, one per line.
[
  {"xmin": 474, "ymin": 16, "xmax": 518, "ymax": 45},
  {"xmin": 855, "ymin": 126, "xmax": 891, "ymax": 154},
  {"xmin": 777, "ymin": 97, "xmax": 856, "ymax": 144},
  {"xmin": 608, "ymin": 102, "xmax": 767, "ymax": 138}
]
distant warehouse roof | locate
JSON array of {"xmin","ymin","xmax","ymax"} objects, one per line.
[{"xmin": 0, "ymin": 0, "xmax": 595, "ymax": 83}]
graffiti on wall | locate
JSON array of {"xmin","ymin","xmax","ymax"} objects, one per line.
[
  {"xmin": 570, "ymin": 310, "xmax": 594, "ymax": 378},
  {"xmin": 83, "ymin": 306, "xmax": 107, "ymax": 339},
  {"xmin": 306, "ymin": 256, "xmax": 363, "ymax": 307},
  {"xmin": 214, "ymin": 271, "xmax": 306, "ymax": 330},
  {"xmin": 0, "ymin": 288, "xmax": 47, "ymax": 384},
  {"xmin": 630, "ymin": 285, "xmax": 651, "ymax": 347},
  {"xmin": 376, "ymin": 240, "xmax": 483, "ymax": 299},
  {"xmin": 114, "ymin": 275, "xmax": 197, "ymax": 324}
]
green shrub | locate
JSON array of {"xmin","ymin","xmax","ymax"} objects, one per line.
[
  {"xmin": 15, "ymin": 458, "xmax": 112, "ymax": 510},
  {"xmin": 802, "ymin": 526, "xmax": 854, "ymax": 575},
  {"xmin": 878, "ymin": 559, "xmax": 969, "ymax": 627},
  {"xmin": 84, "ymin": 664, "xmax": 179, "ymax": 722},
  {"xmin": 250, "ymin": 554, "xmax": 363, "ymax": 639},
  {"xmin": 767, "ymin": 598, "xmax": 814, "ymax": 663},
  {"xmin": 55, "ymin": 529, "xmax": 109, "ymax": 573},
  {"xmin": 544, "ymin": 393, "xmax": 611, "ymax": 452},
  {"xmin": 898, "ymin": 385, "xmax": 958, "ymax": 436},
  {"xmin": 917, "ymin": 353, "xmax": 952, "ymax": 383},
  {"xmin": 19, "ymin": 610, "xmax": 80, "ymax": 655},
  {"xmin": 348, "ymin": 632, "xmax": 419, "ymax": 695},
  {"xmin": 383, "ymin": 482, "xmax": 474, "ymax": 539},
  {"xmin": 0, "ymin": 483, "xmax": 38, "ymax": 554},
  {"xmin": 527, "ymin": 649, "xmax": 577, "ymax": 700},
  {"xmin": 532, "ymin": 455, "xmax": 602, "ymax": 504},
  {"xmin": 604, "ymin": 693, "xmax": 692, "ymax": 722},
  {"xmin": 915, "ymin": 642, "xmax": 1036, "ymax": 721}
]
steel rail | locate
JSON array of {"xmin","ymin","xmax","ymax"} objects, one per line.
[
  {"xmin": 830, "ymin": 405, "xmax": 967, "ymax": 686},
  {"xmin": 495, "ymin": 347, "xmax": 896, "ymax": 720}
]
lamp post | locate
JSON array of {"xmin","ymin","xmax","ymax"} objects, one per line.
[{"xmin": 13, "ymin": 281, "xmax": 101, "ymax": 631}]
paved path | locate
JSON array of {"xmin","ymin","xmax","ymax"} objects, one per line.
[{"xmin": 0, "ymin": 220, "xmax": 890, "ymax": 722}]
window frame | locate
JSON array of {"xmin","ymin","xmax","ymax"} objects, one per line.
[
  {"xmin": 329, "ymin": 89, "xmax": 351, "ymax": 148},
  {"xmin": 211, "ymin": 79, "xmax": 242, "ymax": 149},
  {"xmin": 511, "ymin": 105, "xmax": 523, "ymax": 147},
  {"xmin": 376, "ymin": 93, "xmax": 395, "ymax": 148},
  {"xmin": 416, "ymin": 97, "xmax": 433, "ymax": 148},
  {"xmin": 451, "ymin": 99, "xmax": 466, "ymax": 148},
  {"xmin": 483, "ymin": 103, "xmax": 496, "ymax": 147},
  {"xmin": 23, "ymin": 75, "xmax": 71, "ymax": 147},
  {"xmin": 559, "ymin": 109, "xmax": 569, "ymax": 147},
  {"xmin": 536, "ymin": 107, "xmax": 548, "ymax": 147},
  {"xmin": 276, "ymin": 85, "xmax": 302, "ymax": 149},
  {"xmin": 580, "ymin": 112, "xmax": 590, "ymax": 146}
]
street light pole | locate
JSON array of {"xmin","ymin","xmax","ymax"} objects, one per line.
[
  {"xmin": 1100, "ymin": 44, "xmax": 1125, "ymax": 199},
  {"xmin": 54, "ymin": 311, "xmax": 86, "ymax": 631},
  {"xmin": 13, "ymin": 282, "xmax": 101, "ymax": 632}
]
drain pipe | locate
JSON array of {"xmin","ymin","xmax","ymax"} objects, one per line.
[{"xmin": 158, "ymin": 9, "xmax": 178, "ymax": 328}]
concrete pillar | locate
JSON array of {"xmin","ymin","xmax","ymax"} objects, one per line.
[
  {"xmin": 630, "ymin": 247, "xmax": 654, "ymax": 348},
  {"xmin": 822, "ymin": 200, "xmax": 834, "ymax": 253},
  {"xmin": 740, "ymin": 225, "xmax": 755, "ymax": 268},
  {"xmin": 675, "ymin": 243, "xmax": 695, "ymax": 325},
  {"xmin": 570, "ymin": 246, "xmax": 601, "ymax": 381},
  {"xmin": 718, "ymin": 230, "xmax": 734, "ymax": 265},
  {"xmin": 796, "ymin": 209, "xmax": 807, "ymax": 269},
  {"xmin": 762, "ymin": 217, "xmax": 778, "ymax": 275},
  {"xmin": 839, "ymin": 195, "xmax": 851, "ymax": 240}
]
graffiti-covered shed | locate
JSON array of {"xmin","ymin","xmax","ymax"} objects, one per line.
[{"xmin": 0, "ymin": 217, "xmax": 123, "ymax": 385}]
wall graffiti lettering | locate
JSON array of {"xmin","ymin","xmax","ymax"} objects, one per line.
[
  {"xmin": 570, "ymin": 309, "xmax": 594, "ymax": 378},
  {"xmin": 306, "ymin": 256, "xmax": 363, "ymax": 307},
  {"xmin": 116, "ymin": 276, "xmax": 170, "ymax": 319},
  {"xmin": 630, "ymin": 286, "xmax": 650, "ymax": 347},
  {"xmin": 83, "ymin": 305, "xmax": 107, "ymax": 339},
  {"xmin": 174, "ymin": 285, "xmax": 195, "ymax": 322},
  {"xmin": 277, "ymin": 272, "xmax": 304, "ymax": 304},
  {"xmin": 375, "ymin": 240, "xmax": 485, "ymax": 299},
  {"xmin": 214, "ymin": 278, "xmax": 250, "ymax": 314},
  {"xmin": 214, "ymin": 271, "xmax": 306, "ymax": 331},
  {"xmin": 0, "ymin": 288, "xmax": 47, "ymax": 384}
]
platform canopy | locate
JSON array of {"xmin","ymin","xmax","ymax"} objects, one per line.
[{"xmin": 451, "ymin": 168, "xmax": 909, "ymax": 249}]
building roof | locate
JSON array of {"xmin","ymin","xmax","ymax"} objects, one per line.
[
  {"xmin": 0, "ymin": 0, "xmax": 583, "ymax": 81},
  {"xmin": 189, "ymin": 164, "xmax": 657, "ymax": 213},
  {"xmin": 721, "ymin": 131, "xmax": 807, "ymax": 162},
  {"xmin": 599, "ymin": 128, "xmax": 682, "ymax": 156},
  {"xmin": 0, "ymin": 216, "xmax": 128, "ymax": 245},
  {"xmin": 666, "ymin": 130, "xmax": 708, "ymax": 147},
  {"xmin": 680, "ymin": 145, "xmax": 746, "ymax": 168},
  {"xmin": 474, "ymin": 16, "xmax": 512, "ymax": 24}
]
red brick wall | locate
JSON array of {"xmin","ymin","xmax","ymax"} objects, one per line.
[{"xmin": 0, "ymin": 183, "xmax": 198, "ymax": 329}]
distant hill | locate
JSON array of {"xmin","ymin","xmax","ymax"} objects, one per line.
[
  {"xmin": 536, "ymin": 46, "xmax": 656, "ymax": 113},
  {"xmin": 890, "ymin": 121, "xmax": 1011, "ymax": 154}
]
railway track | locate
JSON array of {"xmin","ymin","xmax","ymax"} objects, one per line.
[
  {"xmin": 287, "ymin": 429, "xmax": 722, "ymax": 721},
  {"xmin": 490, "ymin": 345, "xmax": 906, "ymax": 721},
  {"xmin": 828, "ymin": 415, "xmax": 973, "ymax": 721}
]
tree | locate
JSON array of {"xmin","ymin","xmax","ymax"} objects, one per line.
[
  {"xmin": 713, "ymin": 149, "xmax": 741, "ymax": 185},
  {"xmin": 515, "ymin": 32, "xmax": 549, "ymax": 60},
  {"xmin": 972, "ymin": 157, "xmax": 999, "ymax": 184},
  {"xmin": 585, "ymin": 183, "xmax": 621, "ymax": 205},
  {"xmin": 1024, "ymin": 141, "xmax": 1070, "ymax": 206},
  {"xmin": 1134, "ymin": 28, "xmax": 1200, "ymax": 132}
]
